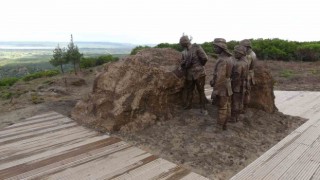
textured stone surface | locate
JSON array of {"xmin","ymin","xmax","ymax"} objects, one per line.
[
  {"xmin": 248, "ymin": 62, "xmax": 277, "ymax": 113},
  {"xmin": 72, "ymin": 48, "xmax": 185, "ymax": 132}
]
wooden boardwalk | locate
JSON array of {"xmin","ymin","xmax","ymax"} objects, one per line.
[
  {"xmin": 0, "ymin": 112, "xmax": 209, "ymax": 180},
  {"xmin": 232, "ymin": 91, "xmax": 320, "ymax": 180}
]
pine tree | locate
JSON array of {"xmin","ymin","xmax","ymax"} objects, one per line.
[
  {"xmin": 66, "ymin": 34, "xmax": 83, "ymax": 74},
  {"xmin": 49, "ymin": 44, "xmax": 67, "ymax": 73}
]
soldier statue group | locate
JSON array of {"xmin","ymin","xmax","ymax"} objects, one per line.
[{"xmin": 179, "ymin": 35, "xmax": 256, "ymax": 130}]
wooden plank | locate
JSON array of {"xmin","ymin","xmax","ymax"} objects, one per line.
[
  {"xmin": 43, "ymin": 147, "xmax": 149, "ymax": 180},
  {"xmin": 0, "ymin": 135, "xmax": 110, "ymax": 170},
  {"xmin": 279, "ymin": 141, "xmax": 320, "ymax": 180},
  {"xmin": 311, "ymin": 166, "xmax": 320, "ymax": 180},
  {"xmin": 24, "ymin": 111, "xmax": 60, "ymax": 121},
  {"xmin": 0, "ymin": 130, "xmax": 98, "ymax": 164},
  {"xmin": 97, "ymin": 155, "xmax": 159, "ymax": 180},
  {"xmin": 156, "ymin": 167, "xmax": 192, "ymax": 180},
  {"xmin": 5, "ymin": 114, "xmax": 65, "ymax": 129},
  {"xmin": 153, "ymin": 166, "xmax": 194, "ymax": 180},
  {"xmin": 111, "ymin": 158, "xmax": 177, "ymax": 180},
  {"xmin": 0, "ymin": 111, "xmax": 210, "ymax": 180},
  {"xmin": 231, "ymin": 131, "xmax": 302, "ymax": 180},
  {"xmin": 296, "ymin": 162, "xmax": 320, "ymax": 180},
  {"xmin": 181, "ymin": 172, "xmax": 210, "ymax": 180},
  {"xmin": 0, "ymin": 123, "xmax": 78, "ymax": 145},
  {"xmin": 233, "ymin": 91, "xmax": 320, "ymax": 180},
  {"xmin": 0, "ymin": 126, "xmax": 91, "ymax": 153},
  {"xmin": 262, "ymin": 144, "xmax": 309, "ymax": 180},
  {"xmin": 3, "ymin": 139, "xmax": 127, "ymax": 180},
  {"xmin": 276, "ymin": 91, "xmax": 305, "ymax": 110},
  {"xmin": 0, "ymin": 117, "xmax": 72, "ymax": 138},
  {"xmin": 244, "ymin": 142, "xmax": 299, "ymax": 179}
]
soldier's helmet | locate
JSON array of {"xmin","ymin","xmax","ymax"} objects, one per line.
[
  {"xmin": 212, "ymin": 38, "xmax": 232, "ymax": 55},
  {"xmin": 240, "ymin": 39, "xmax": 252, "ymax": 48},
  {"xmin": 234, "ymin": 45, "xmax": 247, "ymax": 56},
  {"xmin": 179, "ymin": 35, "xmax": 190, "ymax": 45}
]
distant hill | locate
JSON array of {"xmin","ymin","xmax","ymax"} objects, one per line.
[
  {"xmin": 0, "ymin": 41, "xmax": 136, "ymax": 50},
  {"xmin": 0, "ymin": 41, "xmax": 140, "ymax": 78}
]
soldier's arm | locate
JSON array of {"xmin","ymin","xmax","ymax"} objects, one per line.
[
  {"xmin": 227, "ymin": 58, "xmax": 234, "ymax": 78},
  {"xmin": 196, "ymin": 45, "xmax": 208, "ymax": 65},
  {"xmin": 249, "ymin": 52, "xmax": 257, "ymax": 71},
  {"xmin": 210, "ymin": 60, "xmax": 218, "ymax": 86},
  {"xmin": 180, "ymin": 53, "xmax": 186, "ymax": 68}
]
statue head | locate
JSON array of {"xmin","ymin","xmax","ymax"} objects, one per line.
[
  {"xmin": 240, "ymin": 39, "xmax": 252, "ymax": 49},
  {"xmin": 179, "ymin": 35, "xmax": 191, "ymax": 48},
  {"xmin": 234, "ymin": 45, "xmax": 247, "ymax": 59},
  {"xmin": 212, "ymin": 38, "xmax": 231, "ymax": 55}
]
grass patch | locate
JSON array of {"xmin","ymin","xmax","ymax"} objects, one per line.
[
  {"xmin": 0, "ymin": 91, "xmax": 13, "ymax": 99},
  {"xmin": 280, "ymin": 69, "xmax": 294, "ymax": 78},
  {"xmin": 310, "ymin": 69, "xmax": 320, "ymax": 75}
]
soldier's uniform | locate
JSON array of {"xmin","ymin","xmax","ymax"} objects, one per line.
[
  {"xmin": 180, "ymin": 37, "xmax": 208, "ymax": 111},
  {"xmin": 211, "ymin": 38, "xmax": 233, "ymax": 130},
  {"xmin": 231, "ymin": 45, "xmax": 249, "ymax": 122},
  {"xmin": 240, "ymin": 39, "xmax": 257, "ymax": 111}
]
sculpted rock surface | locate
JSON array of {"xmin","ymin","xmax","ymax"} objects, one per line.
[
  {"xmin": 71, "ymin": 48, "xmax": 185, "ymax": 132},
  {"xmin": 72, "ymin": 49, "xmax": 277, "ymax": 132},
  {"xmin": 248, "ymin": 62, "xmax": 277, "ymax": 113}
]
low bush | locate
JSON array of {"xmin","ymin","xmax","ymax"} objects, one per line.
[
  {"xmin": 0, "ymin": 77, "xmax": 19, "ymax": 86},
  {"xmin": 22, "ymin": 70, "xmax": 60, "ymax": 81},
  {"xmin": 80, "ymin": 55, "xmax": 119, "ymax": 68}
]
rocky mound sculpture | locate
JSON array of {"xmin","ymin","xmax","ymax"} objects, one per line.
[
  {"xmin": 72, "ymin": 48, "xmax": 185, "ymax": 132},
  {"xmin": 72, "ymin": 48, "xmax": 277, "ymax": 132},
  {"xmin": 248, "ymin": 63, "xmax": 277, "ymax": 113}
]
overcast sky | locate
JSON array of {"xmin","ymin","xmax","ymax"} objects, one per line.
[{"xmin": 0, "ymin": 0, "xmax": 319, "ymax": 44}]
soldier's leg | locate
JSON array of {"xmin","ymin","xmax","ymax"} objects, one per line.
[
  {"xmin": 217, "ymin": 96, "xmax": 228, "ymax": 130},
  {"xmin": 243, "ymin": 90, "xmax": 251, "ymax": 113},
  {"xmin": 185, "ymin": 80, "xmax": 195, "ymax": 109},
  {"xmin": 195, "ymin": 76, "xmax": 206, "ymax": 110},
  {"xmin": 231, "ymin": 92, "xmax": 242, "ymax": 122}
]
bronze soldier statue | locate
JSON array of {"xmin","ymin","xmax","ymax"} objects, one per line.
[
  {"xmin": 231, "ymin": 45, "xmax": 249, "ymax": 122},
  {"xmin": 240, "ymin": 39, "xmax": 256, "ymax": 112},
  {"xmin": 179, "ymin": 35, "xmax": 208, "ymax": 114},
  {"xmin": 210, "ymin": 38, "xmax": 233, "ymax": 130}
]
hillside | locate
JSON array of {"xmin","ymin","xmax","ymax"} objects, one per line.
[{"xmin": 0, "ymin": 41, "xmax": 135, "ymax": 78}]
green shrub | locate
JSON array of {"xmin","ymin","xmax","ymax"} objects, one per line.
[
  {"xmin": 296, "ymin": 44, "xmax": 320, "ymax": 61},
  {"xmin": 130, "ymin": 46, "xmax": 151, "ymax": 55},
  {"xmin": 0, "ymin": 77, "xmax": 19, "ymax": 86},
  {"xmin": 22, "ymin": 70, "xmax": 60, "ymax": 81},
  {"xmin": 80, "ymin": 55, "xmax": 118, "ymax": 69},
  {"xmin": 80, "ymin": 58, "xmax": 96, "ymax": 68}
]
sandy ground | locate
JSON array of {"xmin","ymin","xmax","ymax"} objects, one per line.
[
  {"xmin": 0, "ymin": 60, "xmax": 314, "ymax": 179},
  {"xmin": 115, "ymin": 105, "xmax": 305, "ymax": 179}
]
